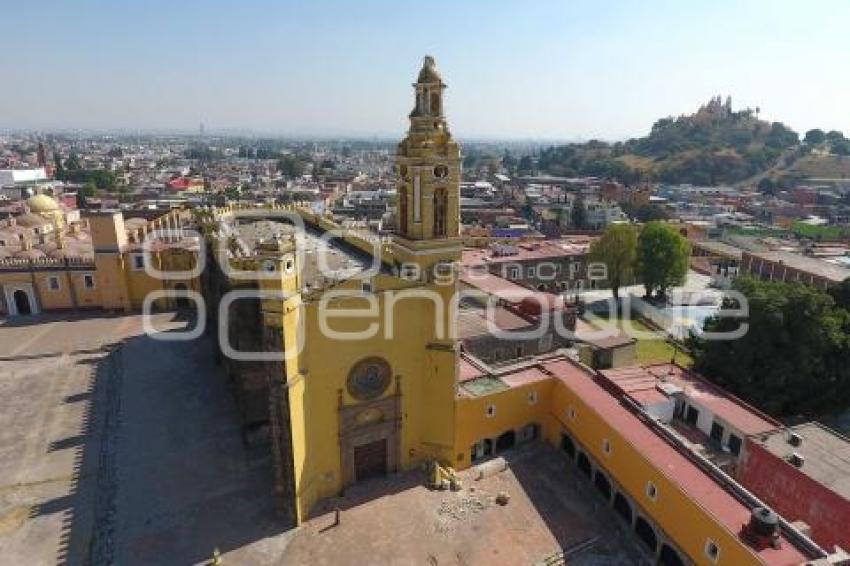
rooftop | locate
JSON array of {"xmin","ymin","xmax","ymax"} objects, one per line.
[
  {"xmin": 746, "ymin": 250, "xmax": 850, "ymax": 283},
  {"xmin": 600, "ymin": 364, "xmax": 781, "ymax": 436},
  {"xmin": 544, "ymin": 358, "xmax": 812, "ymax": 564},
  {"xmin": 755, "ymin": 422, "xmax": 850, "ymax": 500}
]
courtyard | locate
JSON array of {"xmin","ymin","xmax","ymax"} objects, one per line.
[{"xmin": 0, "ymin": 312, "xmax": 642, "ymax": 565}]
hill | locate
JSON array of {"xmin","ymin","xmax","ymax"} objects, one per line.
[{"xmin": 533, "ymin": 96, "xmax": 848, "ymax": 187}]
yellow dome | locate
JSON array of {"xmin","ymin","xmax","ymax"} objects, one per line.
[{"xmin": 27, "ymin": 194, "xmax": 59, "ymax": 213}]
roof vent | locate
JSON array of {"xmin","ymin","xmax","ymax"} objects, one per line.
[
  {"xmin": 787, "ymin": 431, "xmax": 803, "ymax": 447},
  {"xmin": 743, "ymin": 506, "xmax": 781, "ymax": 550},
  {"xmin": 788, "ymin": 452, "xmax": 805, "ymax": 468}
]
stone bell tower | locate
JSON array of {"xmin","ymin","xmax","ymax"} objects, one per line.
[{"xmin": 394, "ymin": 56, "xmax": 462, "ymax": 265}]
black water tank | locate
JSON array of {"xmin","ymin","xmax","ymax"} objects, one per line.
[{"xmin": 749, "ymin": 507, "xmax": 779, "ymax": 536}]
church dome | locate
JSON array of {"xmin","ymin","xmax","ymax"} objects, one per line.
[
  {"xmin": 27, "ymin": 194, "xmax": 60, "ymax": 213},
  {"xmin": 417, "ymin": 56, "xmax": 442, "ymax": 83}
]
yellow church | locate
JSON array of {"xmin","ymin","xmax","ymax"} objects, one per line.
[
  {"xmin": 0, "ymin": 56, "xmax": 834, "ymax": 565},
  {"xmin": 196, "ymin": 58, "xmax": 828, "ymax": 565}
]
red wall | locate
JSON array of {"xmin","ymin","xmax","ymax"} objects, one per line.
[{"xmin": 739, "ymin": 439, "xmax": 850, "ymax": 553}]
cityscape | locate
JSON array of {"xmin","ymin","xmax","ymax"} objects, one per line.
[{"xmin": 1, "ymin": 2, "xmax": 850, "ymax": 566}]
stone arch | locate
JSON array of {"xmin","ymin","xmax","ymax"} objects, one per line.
[
  {"xmin": 560, "ymin": 433, "xmax": 576, "ymax": 460},
  {"xmin": 576, "ymin": 451, "xmax": 592, "ymax": 479},
  {"xmin": 174, "ymin": 282, "xmax": 190, "ymax": 309},
  {"xmin": 634, "ymin": 516, "xmax": 658, "ymax": 553},
  {"xmin": 433, "ymin": 187, "xmax": 447, "ymax": 238},
  {"xmin": 13, "ymin": 289, "xmax": 32, "ymax": 315},
  {"xmin": 613, "ymin": 492, "xmax": 633, "ymax": 524},
  {"xmin": 659, "ymin": 544, "xmax": 686, "ymax": 566},
  {"xmin": 496, "ymin": 430, "xmax": 515, "ymax": 452},
  {"xmin": 593, "ymin": 470, "xmax": 612, "ymax": 501}
]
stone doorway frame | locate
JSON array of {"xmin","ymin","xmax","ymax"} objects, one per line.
[
  {"xmin": 3, "ymin": 284, "xmax": 39, "ymax": 316},
  {"xmin": 339, "ymin": 390, "xmax": 402, "ymax": 488}
]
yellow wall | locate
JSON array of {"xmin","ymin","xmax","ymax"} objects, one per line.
[
  {"xmin": 545, "ymin": 375, "xmax": 764, "ymax": 566},
  {"xmin": 281, "ymin": 273, "xmax": 459, "ymax": 522},
  {"xmin": 0, "ymin": 269, "xmax": 101, "ymax": 312},
  {"xmin": 453, "ymin": 378, "xmax": 553, "ymax": 466}
]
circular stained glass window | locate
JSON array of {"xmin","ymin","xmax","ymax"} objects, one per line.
[{"xmin": 347, "ymin": 357, "xmax": 392, "ymax": 402}]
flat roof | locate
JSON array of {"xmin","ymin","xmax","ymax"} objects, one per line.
[
  {"xmin": 756, "ymin": 422, "xmax": 850, "ymax": 500},
  {"xmin": 746, "ymin": 250, "xmax": 850, "ymax": 283},
  {"xmin": 457, "ymin": 303, "xmax": 533, "ymax": 338},
  {"xmin": 459, "ymin": 268, "xmax": 535, "ymax": 303},
  {"xmin": 461, "ymin": 239, "xmax": 590, "ymax": 266},
  {"xmin": 601, "ymin": 364, "xmax": 780, "ymax": 436},
  {"xmin": 692, "ymin": 240, "xmax": 744, "ymax": 260},
  {"xmin": 543, "ymin": 358, "xmax": 811, "ymax": 564}
]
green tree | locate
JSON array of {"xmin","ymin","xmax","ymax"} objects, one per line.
[
  {"xmin": 53, "ymin": 154, "xmax": 64, "ymax": 180},
  {"xmin": 691, "ymin": 277, "xmax": 850, "ymax": 417},
  {"xmin": 278, "ymin": 155, "xmax": 306, "ymax": 178},
  {"xmin": 637, "ymin": 221, "xmax": 690, "ymax": 298},
  {"xmin": 571, "ymin": 196, "xmax": 587, "ymax": 229},
  {"xmin": 831, "ymin": 139, "xmax": 850, "ymax": 156},
  {"xmin": 589, "ymin": 223, "xmax": 638, "ymax": 301},
  {"xmin": 804, "ymin": 128, "xmax": 826, "ymax": 145}
]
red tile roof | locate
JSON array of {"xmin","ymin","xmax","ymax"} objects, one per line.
[
  {"xmin": 544, "ymin": 358, "xmax": 810, "ymax": 565},
  {"xmin": 601, "ymin": 364, "xmax": 780, "ymax": 436}
]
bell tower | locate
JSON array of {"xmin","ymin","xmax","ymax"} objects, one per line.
[{"xmin": 394, "ymin": 56, "xmax": 461, "ymax": 262}]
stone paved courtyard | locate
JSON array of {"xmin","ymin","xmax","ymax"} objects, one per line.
[{"xmin": 0, "ymin": 312, "xmax": 641, "ymax": 565}]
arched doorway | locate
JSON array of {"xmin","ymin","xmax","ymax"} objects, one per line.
[
  {"xmin": 593, "ymin": 471, "xmax": 612, "ymax": 501},
  {"xmin": 576, "ymin": 452, "xmax": 592, "ymax": 479},
  {"xmin": 659, "ymin": 544, "xmax": 686, "ymax": 566},
  {"xmin": 613, "ymin": 492, "xmax": 633, "ymax": 524},
  {"xmin": 174, "ymin": 283, "xmax": 190, "ymax": 309},
  {"xmin": 634, "ymin": 516, "xmax": 658, "ymax": 553},
  {"xmin": 496, "ymin": 430, "xmax": 515, "ymax": 452},
  {"xmin": 560, "ymin": 434, "xmax": 576, "ymax": 459},
  {"xmin": 13, "ymin": 290, "xmax": 32, "ymax": 315}
]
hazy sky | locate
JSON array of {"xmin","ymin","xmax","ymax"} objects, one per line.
[{"xmin": 2, "ymin": 0, "xmax": 848, "ymax": 140}]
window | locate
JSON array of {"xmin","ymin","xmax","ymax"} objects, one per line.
[
  {"xmin": 515, "ymin": 345, "xmax": 524, "ymax": 358},
  {"xmin": 528, "ymin": 266, "xmax": 536, "ymax": 278},
  {"xmin": 567, "ymin": 406, "xmax": 577, "ymax": 421},
  {"xmin": 685, "ymin": 405, "xmax": 699, "ymax": 426},
  {"xmin": 83, "ymin": 274, "xmax": 95, "ymax": 289},
  {"xmin": 508, "ymin": 267, "xmax": 519, "ymax": 279},
  {"xmin": 710, "ymin": 421, "xmax": 724, "ymax": 443},
  {"xmin": 602, "ymin": 439, "xmax": 612, "ymax": 456},
  {"xmin": 0, "ymin": 239, "xmax": 5, "ymax": 247},
  {"xmin": 728, "ymin": 434, "xmax": 743, "ymax": 457},
  {"xmin": 539, "ymin": 334, "xmax": 553, "ymax": 351},
  {"xmin": 528, "ymin": 391, "xmax": 538, "ymax": 405},
  {"xmin": 132, "ymin": 254, "xmax": 145, "ymax": 270},
  {"xmin": 48, "ymin": 276, "xmax": 60, "ymax": 291},
  {"xmin": 486, "ymin": 404, "xmax": 496, "ymax": 418},
  {"xmin": 361, "ymin": 280, "xmax": 373, "ymax": 294},
  {"xmin": 646, "ymin": 481, "xmax": 658, "ymax": 501},
  {"xmin": 704, "ymin": 539, "xmax": 720, "ymax": 563}
]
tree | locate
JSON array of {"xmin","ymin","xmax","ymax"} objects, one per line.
[
  {"xmin": 53, "ymin": 154, "xmax": 64, "ymax": 181},
  {"xmin": 571, "ymin": 196, "xmax": 587, "ymax": 229},
  {"xmin": 826, "ymin": 130, "xmax": 845, "ymax": 144},
  {"xmin": 637, "ymin": 221, "xmax": 690, "ymax": 298},
  {"xmin": 691, "ymin": 277, "xmax": 850, "ymax": 417},
  {"xmin": 757, "ymin": 177, "xmax": 777, "ymax": 195},
  {"xmin": 278, "ymin": 155, "xmax": 305, "ymax": 178},
  {"xmin": 804, "ymin": 128, "xmax": 826, "ymax": 145},
  {"xmin": 517, "ymin": 155, "xmax": 534, "ymax": 176},
  {"xmin": 831, "ymin": 139, "xmax": 850, "ymax": 156},
  {"xmin": 589, "ymin": 224, "xmax": 638, "ymax": 301}
]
